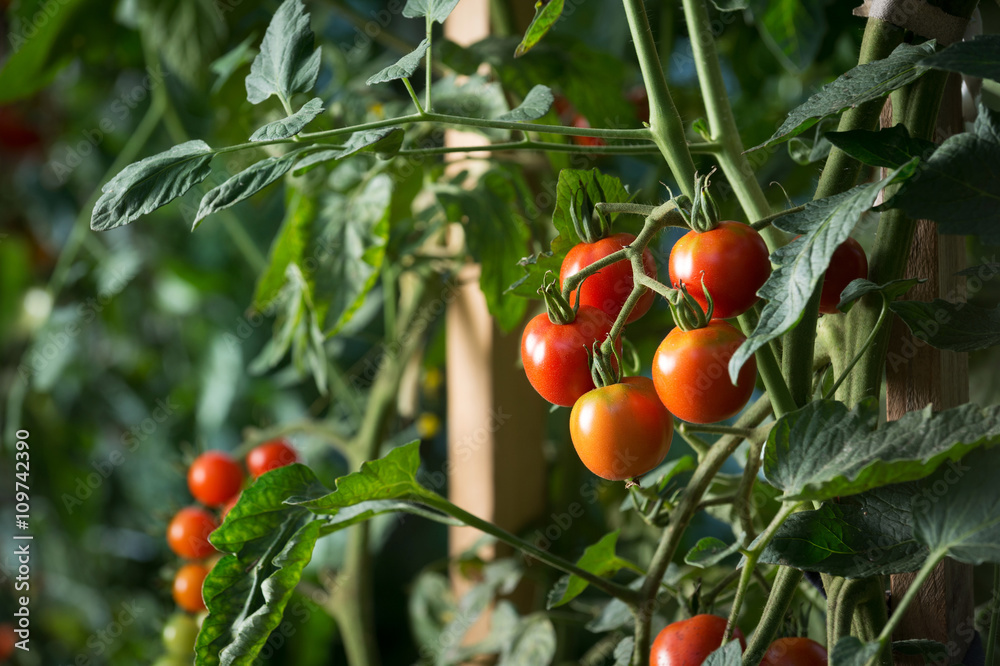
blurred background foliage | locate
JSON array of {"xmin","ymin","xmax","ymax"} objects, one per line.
[{"xmin": 2, "ymin": 0, "xmax": 1000, "ymax": 663}]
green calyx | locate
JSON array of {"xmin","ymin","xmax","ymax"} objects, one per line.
[
  {"xmin": 684, "ymin": 170, "xmax": 721, "ymax": 233},
  {"xmin": 570, "ymin": 179, "xmax": 612, "ymax": 244},
  {"xmin": 667, "ymin": 281, "xmax": 714, "ymax": 331},
  {"xmin": 539, "ymin": 273, "xmax": 578, "ymax": 325},
  {"xmin": 589, "ymin": 340, "xmax": 622, "ymax": 388}
]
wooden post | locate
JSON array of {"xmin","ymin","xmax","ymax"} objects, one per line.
[{"xmin": 886, "ymin": 74, "xmax": 973, "ymax": 665}]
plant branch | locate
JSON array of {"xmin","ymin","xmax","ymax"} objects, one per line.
[{"xmin": 742, "ymin": 567, "xmax": 804, "ymax": 666}]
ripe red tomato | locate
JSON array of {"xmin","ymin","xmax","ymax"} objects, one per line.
[
  {"xmin": 570, "ymin": 114, "xmax": 606, "ymax": 147},
  {"xmin": 651, "ymin": 614, "xmax": 746, "ymax": 666},
  {"xmin": 668, "ymin": 221, "xmax": 770, "ymax": 319},
  {"xmin": 652, "ymin": 320, "xmax": 756, "ymax": 424},
  {"xmin": 173, "ymin": 563, "xmax": 209, "ymax": 613},
  {"xmin": 187, "ymin": 451, "xmax": 243, "ymax": 507},
  {"xmin": 569, "ymin": 376, "xmax": 672, "ymax": 480},
  {"xmin": 247, "ymin": 439, "xmax": 299, "ymax": 479},
  {"xmin": 561, "ymin": 233, "xmax": 658, "ymax": 324},
  {"xmin": 167, "ymin": 507, "xmax": 218, "ymax": 559},
  {"xmin": 819, "ymin": 237, "xmax": 868, "ymax": 314},
  {"xmin": 521, "ymin": 305, "xmax": 619, "ymax": 407},
  {"xmin": 761, "ymin": 637, "xmax": 828, "ymax": 666}
]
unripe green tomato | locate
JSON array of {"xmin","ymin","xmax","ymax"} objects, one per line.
[
  {"xmin": 151, "ymin": 656, "xmax": 192, "ymax": 666},
  {"xmin": 162, "ymin": 612, "xmax": 199, "ymax": 656}
]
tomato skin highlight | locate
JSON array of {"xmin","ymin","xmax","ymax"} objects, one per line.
[
  {"xmin": 652, "ymin": 321, "xmax": 756, "ymax": 424},
  {"xmin": 247, "ymin": 439, "xmax": 300, "ymax": 479},
  {"xmin": 569, "ymin": 376, "xmax": 672, "ymax": 480},
  {"xmin": 521, "ymin": 305, "xmax": 619, "ymax": 407},
  {"xmin": 187, "ymin": 451, "xmax": 244, "ymax": 507},
  {"xmin": 761, "ymin": 637, "xmax": 828, "ymax": 666},
  {"xmin": 651, "ymin": 614, "xmax": 746, "ymax": 666},
  {"xmin": 561, "ymin": 233, "xmax": 658, "ymax": 324},
  {"xmin": 173, "ymin": 563, "xmax": 209, "ymax": 613},
  {"xmin": 167, "ymin": 507, "xmax": 218, "ymax": 559},
  {"xmin": 819, "ymin": 237, "xmax": 868, "ymax": 314},
  {"xmin": 668, "ymin": 221, "xmax": 770, "ymax": 319}
]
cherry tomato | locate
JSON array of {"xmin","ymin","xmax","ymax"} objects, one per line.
[
  {"xmin": 820, "ymin": 237, "xmax": 868, "ymax": 314},
  {"xmin": 521, "ymin": 305, "xmax": 619, "ymax": 407},
  {"xmin": 0, "ymin": 623, "xmax": 14, "ymax": 660},
  {"xmin": 167, "ymin": 507, "xmax": 218, "ymax": 559},
  {"xmin": 187, "ymin": 451, "xmax": 243, "ymax": 507},
  {"xmin": 761, "ymin": 637, "xmax": 828, "ymax": 666},
  {"xmin": 651, "ymin": 614, "xmax": 746, "ymax": 666},
  {"xmin": 561, "ymin": 233, "xmax": 658, "ymax": 324},
  {"xmin": 668, "ymin": 221, "xmax": 770, "ymax": 319},
  {"xmin": 246, "ymin": 439, "xmax": 299, "ymax": 479},
  {"xmin": 570, "ymin": 114, "xmax": 606, "ymax": 147},
  {"xmin": 569, "ymin": 376, "xmax": 672, "ymax": 480},
  {"xmin": 173, "ymin": 563, "xmax": 209, "ymax": 613},
  {"xmin": 652, "ymin": 320, "xmax": 756, "ymax": 424},
  {"xmin": 162, "ymin": 612, "xmax": 199, "ymax": 656}
]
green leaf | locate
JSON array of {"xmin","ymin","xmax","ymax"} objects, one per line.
[
  {"xmin": 253, "ymin": 188, "xmax": 315, "ymax": 310},
  {"xmin": 704, "ymin": 640, "xmax": 743, "ymax": 666},
  {"xmin": 613, "ymin": 637, "xmax": 635, "ymax": 666},
  {"xmin": 729, "ymin": 161, "xmax": 917, "ymax": 382},
  {"xmin": 408, "ymin": 571, "xmax": 456, "ymax": 656},
  {"xmin": 886, "ymin": 104, "xmax": 1000, "ymax": 243},
  {"xmin": 0, "ymin": 0, "xmax": 87, "ymax": 102},
  {"xmin": 684, "ymin": 537, "xmax": 741, "ymax": 568},
  {"xmin": 913, "ymin": 447, "xmax": 1000, "ymax": 565},
  {"xmin": 436, "ymin": 169, "xmax": 532, "ymax": 331},
  {"xmin": 249, "ymin": 97, "xmax": 324, "ymax": 141},
  {"xmin": 890, "ymin": 299, "xmax": 1000, "ymax": 352},
  {"xmin": 293, "ymin": 128, "xmax": 405, "ymax": 173},
  {"xmin": 655, "ymin": 455, "xmax": 697, "ymax": 492},
  {"xmin": 750, "ymin": 42, "xmax": 935, "ymax": 152},
  {"xmin": 764, "ymin": 399, "xmax": 1000, "ymax": 502},
  {"xmin": 758, "ymin": 484, "xmax": 928, "ymax": 577},
  {"xmin": 291, "ymin": 441, "xmax": 432, "ymax": 513},
  {"xmin": 402, "ymin": 0, "xmax": 461, "ymax": 24},
  {"xmin": 211, "ymin": 33, "xmax": 258, "ymax": 94},
  {"xmin": 921, "ymin": 34, "xmax": 1000, "ymax": 81},
  {"xmin": 245, "ymin": 0, "xmax": 321, "ymax": 104},
  {"xmin": 496, "ymin": 85, "xmax": 554, "ymax": 122},
  {"xmin": 366, "ymin": 38, "xmax": 430, "ymax": 85},
  {"xmin": 787, "ymin": 117, "xmax": 837, "ymax": 165},
  {"xmin": 514, "ymin": 0, "xmax": 564, "ymax": 58},
  {"xmin": 431, "ymin": 74, "xmax": 510, "ymax": 138},
  {"xmin": 835, "ymin": 277, "xmax": 922, "ymax": 313},
  {"xmin": 891, "ymin": 640, "xmax": 949, "ymax": 662},
  {"xmin": 498, "ymin": 614, "xmax": 557, "ymax": 666},
  {"xmin": 824, "ymin": 124, "xmax": 936, "ymax": 169},
  {"xmin": 91, "ymin": 140, "xmax": 215, "ymax": 231},
  {"xmin": 548, "ymin": 531, "xmax": 626, "ymax": 608},
  {"xmin": 194, "ymin": 149, "xmax": 307, "ymax": 228},
  {"xmin": 831, "ymin": 636, "xmax": 880, "ymax": 666},
  {"xmin": 750, "ymin": 0, "xmax": 826, "ymax": 72}
]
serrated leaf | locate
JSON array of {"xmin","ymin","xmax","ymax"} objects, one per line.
[
  {"xmin": 499, "ymin": 614, "xmax": 556, "ymax": 666},
  {"xmin": 886, "ymin": 104, "xmax": 1000, "ymax": 242},
  {"xmin": 764, "ymin": 399, "xmax": 1000, "ymax": 502},
  {"xmin": 921, "ymin": 34, "xmax": 1000, "ymax": 81},
  {"xmin": 249, "ymin": 97, "xmax": 324, "ymax": 141},
  {"xmin": 704, "ymin": 640, "xmax": 743, "ymax": 666},
  {"xmin": 366, "ymin": 38, "xmax": 430, "ymax": 85},
  {"xmin": 496, "ymin": 85, "xmax": 554, "ymax": 122},
  {"xmin": 729, "ymin": 161, "xmax": 918, "ymax": 382},
  {"xmin": 890, "ymin": 299, "xmax": 1000, "ymax": 352},
  {"xmin": 824, "ymin": 124, "xmax": 936, "ymax": 169},
  {"xmin": 290, "ymin": 441, "xmax": 433, "ymax": 513},
  {"xmin": 914, "ymin": 447, "xmax": 1000, "ymax": 564},
  {"xmin": 548, "ymin": 531, "xmax": 625, "ymax": 608},
  {"xmin": 402, "ymin": 0, "xmax": 461, "ymax": 24},
  {"xmin": 293, "ymin": 128, "xmax": 405, "ymax": 173},
  {"xmin": 91, "ymin": 140, "xmax": 215, "ymax": 231},
  {"xmin": 750, "ymin": 0, "xmax": 826, "ymax": 72},
  {"xmin": 750, "ymin": 42, "xmax": 935, "ymax": 152},
  {"xmin": 831, "ymin": 636, "xmax": 880, "ymax": 666},
  {"xmin": 835, "ymin": 277, "xmax": 922, "ymax": 313},
  {"xmin": 245, "ymin": 0, "xmax": 321, "ymax": 104},
  {"xmin": 684, "ymin": 537, "xmax": 742, "ymax": 568},
  {"xmin": 514, "ymin": 1, "xmax": 564, "ymax": 58},
  {"xmin": 758, "ymin": 484, "xmax": 928, "ymax": 577},
  {"xmin": 194, "ymin": 149, "xmax": 307, "ymax": 228}
]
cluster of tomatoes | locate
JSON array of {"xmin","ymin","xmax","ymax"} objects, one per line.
[
  {"xmin": 154, "ymin": 439, "xmax": 299, "ymax": 664},
  {"xmin": 651, "ymin": 615, "xmax": 827, "ymax": 666},
  {"xmin": 521, "ymin": 210, "xmax": 868, "ymax": 483}
]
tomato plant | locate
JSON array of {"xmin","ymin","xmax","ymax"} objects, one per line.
[
  {"xmin": 652, "ymin": 320, "xmax": 757, "ymax": 424},
  {"xmin": 167, "ymin": 507, "xmax": 218, "ymax": 559},
  {"xmin": 650, "ymin": 615, "xmax": 746, "ymax": 666},
  {"xmin": 187, "ymin": 451, "xmax": 243, "ymax": 507},
  {"xmin": 760, "ymin": 637, "xmax": 828, "ymax": 666},
  {"xmin": 561, "ymin": 233, "xmax": 658, "ymax": 323},
  {"xmin": 246, "ymin": 439, "xmax": 300, "ymax": 479},
  {"xmin": 819, "ymin": 237, "xmax": 869, "ymax": 314},
  {"xmin": 173, "ymin": 564, "xmax": 209, "ymax": 613}
]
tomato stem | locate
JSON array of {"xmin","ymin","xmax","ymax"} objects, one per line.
[
  {"xmin": 741, "ymin": 567, "xmax": 805, "ymax": 666},
  {"xmin": 749, "ymin": 204, "xmax": 806, "ymax": 231},
  {"xmin": 824, "ymin": 295, "xmax": 890, "ymax": 400}
]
